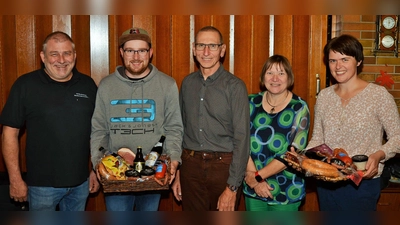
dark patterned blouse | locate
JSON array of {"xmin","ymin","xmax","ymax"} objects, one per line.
[{"xmin": 243, "ymin": 92, "xmax": 310, "ymax": 204}]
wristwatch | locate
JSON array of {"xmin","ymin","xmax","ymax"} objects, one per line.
[
  {"xmin": 255, "ymin": 171, "xmax": 264, "ymax": 183},
  {"xmin": 227, "ymin": 184, "xmax": 238, "ymax": 192}
]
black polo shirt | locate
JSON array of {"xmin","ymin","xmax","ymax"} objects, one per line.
[{"xmin": 0, "ymin": 68, "xmax": 97, "ymax": 187}]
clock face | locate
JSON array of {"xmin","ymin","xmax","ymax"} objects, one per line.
[
  {"xmin": 383, "ymin": 16, "xmax": 396, "ymax": 29},
  {"xmin": 382, "ymin": 35, "xmax": 395, "ymax": 48}
]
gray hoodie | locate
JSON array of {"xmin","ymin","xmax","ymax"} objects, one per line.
[{"xmin": 90, "ymin": 64, "xmax": 183, "ymax": 167}]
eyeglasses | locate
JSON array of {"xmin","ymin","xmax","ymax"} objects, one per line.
[
  {"xmin": 194, "ymin": 43, "xmax": 222, "ymax": 51},
  {"xmin": 123, "ymin": 49, "xmax": 150, "ymax": 56}
]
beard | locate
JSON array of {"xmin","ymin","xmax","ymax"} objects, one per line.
[{"xmin": 125, "ymin": 60, "xmax": 149, "ymax": 76}]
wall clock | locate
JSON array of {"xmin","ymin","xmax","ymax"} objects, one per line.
[
  {"xmin": 382, "ymin": 16, "xmax": 396, "ymax": 29},
  {"xmin": 375, "ymin": 15, "xmax": 399, "ymax": 53}
]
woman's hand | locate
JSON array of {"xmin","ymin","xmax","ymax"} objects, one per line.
[
  {"xmin": 254, "ymin": 181, "xmax": 274, "ymax": 199},
  {"xmin": 245, "ymin": 170, "xmax": 274, "ymax": 199},
  {"xmin": 244, "ymin": 170, "xmax": 259, "ymax": 188},
  {"xmin": 363, "ymin": 150, "xmax": 385, "ymax": 179}
]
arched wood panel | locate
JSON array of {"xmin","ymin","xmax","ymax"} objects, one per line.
[{"xmin": 0, "ymin": 15, "xmax": 326, "ymax": 211}]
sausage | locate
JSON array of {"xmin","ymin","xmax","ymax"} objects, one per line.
[{"xmin": 301, "ymin": 158, "xmax": 342, "ymax": 178}]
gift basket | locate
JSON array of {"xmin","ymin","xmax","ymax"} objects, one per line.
[
  {"xmin": 284, "ymin": 144, "xmax": 364, "ymax": 185},
  {"xmin": 97, "ymin": 148, "xmax": 171, "ymax": 193}
]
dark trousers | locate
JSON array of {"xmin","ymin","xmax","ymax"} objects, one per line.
[
  {"xmin": 180, "ymin": 149, "xmax": 240, "ymax": 211},
  {"xmin": 316, "ymin": 177, "xmax": 381, "ymax": 211}
]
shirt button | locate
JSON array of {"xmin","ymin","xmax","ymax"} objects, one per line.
[
  {"xmin": 200, "ymin": 98, "xmax": 204, "ymax": 101},
  {"xmin": 199, "ymin": 129, "xmax": 203, "ymax": 132}
]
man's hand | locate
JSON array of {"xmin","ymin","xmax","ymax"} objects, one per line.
[
  {"xmin": 169, "ymin": 160, "xmax": 180, "ymax": 184},
  {"xmin": 89, "ymin": 170, "xmax": 100, "ymax": 193},
  {"xmin": 9, "ymin": 179, "xmax": 28, "ymax": 202},
  {"xmin": 216, "ymin": 187, "xmax": 237, "ymax": 211},
  {"xmin": 171, "ymin": 170, "xmax": 182, "ymax": 201},
  {"xmin": 2, "ymin": 126, "xmax": 27, "ymax": 202}
]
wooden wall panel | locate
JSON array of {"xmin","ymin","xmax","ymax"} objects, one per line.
[
  {"xmin": 292, "ymin": 15, "xmax": 310, "ymax": 101},
  {"xmin": 0, "ymin": 16, "xmax": 17, "ymax": 109},
  {"xmin": 171, "ymin": 15, "xmax": 191, "ymax": 89},
  {"xmin": 194, "ymin": 15, "xmax": 212, "ymax": 29},
  {"xmin": 250, "ymin": 15, "xmax": 270, "ymax": 94},
  {"xmin": 307, "ymin": 15, "xmax": 328, "ymax": 139},
  {"xmin": 211, "ymin": 15, "xmax": 232, "ymax": 71},
  {"xmin": 52, "ymin": 15, "xmax": 71, "ymax": 35},
  {"xmin": 35, "ymin": 15, "xmax": 53, "ymax": 69},
  {"xmin": 15, "ymin": 15, "xmax": 37, "ymax": 172},
  {"xmin": 16, "ymin": 16, "xmax": 37, "ymax": 76},
  {"xmin": 71, "ymin": 15, "xmax": 91, "ymax": 77},
  {"xmin": 108, "ymin": 15, "xmax": 133, "ymax": 74},
  {"xmin": 234, "ymin": 15, "xmax": 254, "ymax": 93},
  {"xmin": 0, "ymin": 16, "xmax": 17, "ymax": 172},
  {"xmin": 274, "ymin": 15, "xmax": 293, "ymax": 59},
  {"xmin": 90, "ymin": 15, "xmax": 109, "ymax": 85},
  {"xmin": 154, "ymin": 15, "xmax": 172, "ymax": 78},
  {"xmin": 132, "ymin": 15, "xmax": 153, "ymax": 33},
  {"xmin": 0, "ymin": 15, "xmax": 323, "ymax": 211}
]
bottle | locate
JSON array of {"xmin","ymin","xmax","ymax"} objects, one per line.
[
  {"xmin": 145, "ymin": 135, "xmax": 166, "ymax": 167},
  {"xmin": 134, "ymin": 146, "xmax": 145, "ymax": 172},
  {"xmin": 155, "ymin": 162, "xmax": 167, "ymax": 179}
]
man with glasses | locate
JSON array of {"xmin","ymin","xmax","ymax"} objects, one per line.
[
  {"xmin": 90, "ymin": 27, "xmax": 183, "ymax": 211},
  {"xmin": 171, "ymin": 26, "xmax": 250, "ymax": 211}
]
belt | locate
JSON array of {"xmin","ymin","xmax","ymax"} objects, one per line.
[{"xmin": 183, "ymin": 149, "xmax": 232, "ymax": 160}]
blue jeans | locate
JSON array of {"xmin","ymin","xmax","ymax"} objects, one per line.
[
  {"xmin": 28, "ymin": 179, "xmax": 89, "ymax": 211},
  {"xmin": 105, "ymin": 192, "xmax": 161, "ymax": 211}
]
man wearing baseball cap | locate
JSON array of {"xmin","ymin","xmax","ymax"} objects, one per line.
[{"xmin": 91, "ymin": 27, "xmax": 183, "ymax": 211}]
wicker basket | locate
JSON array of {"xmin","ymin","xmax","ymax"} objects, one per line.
[{"xmin": 100, "ymin": 154, "xmax": 171, "ymax": 193}]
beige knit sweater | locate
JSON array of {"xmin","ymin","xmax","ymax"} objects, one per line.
[{"xmin": 306, "ymin": 83, "xmax": 400, "ymax": 176}]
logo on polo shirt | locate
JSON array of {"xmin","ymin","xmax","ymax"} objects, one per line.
[{"xmin": 74, "ymin": 93, "xmax": 89, "ymax": 98}]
